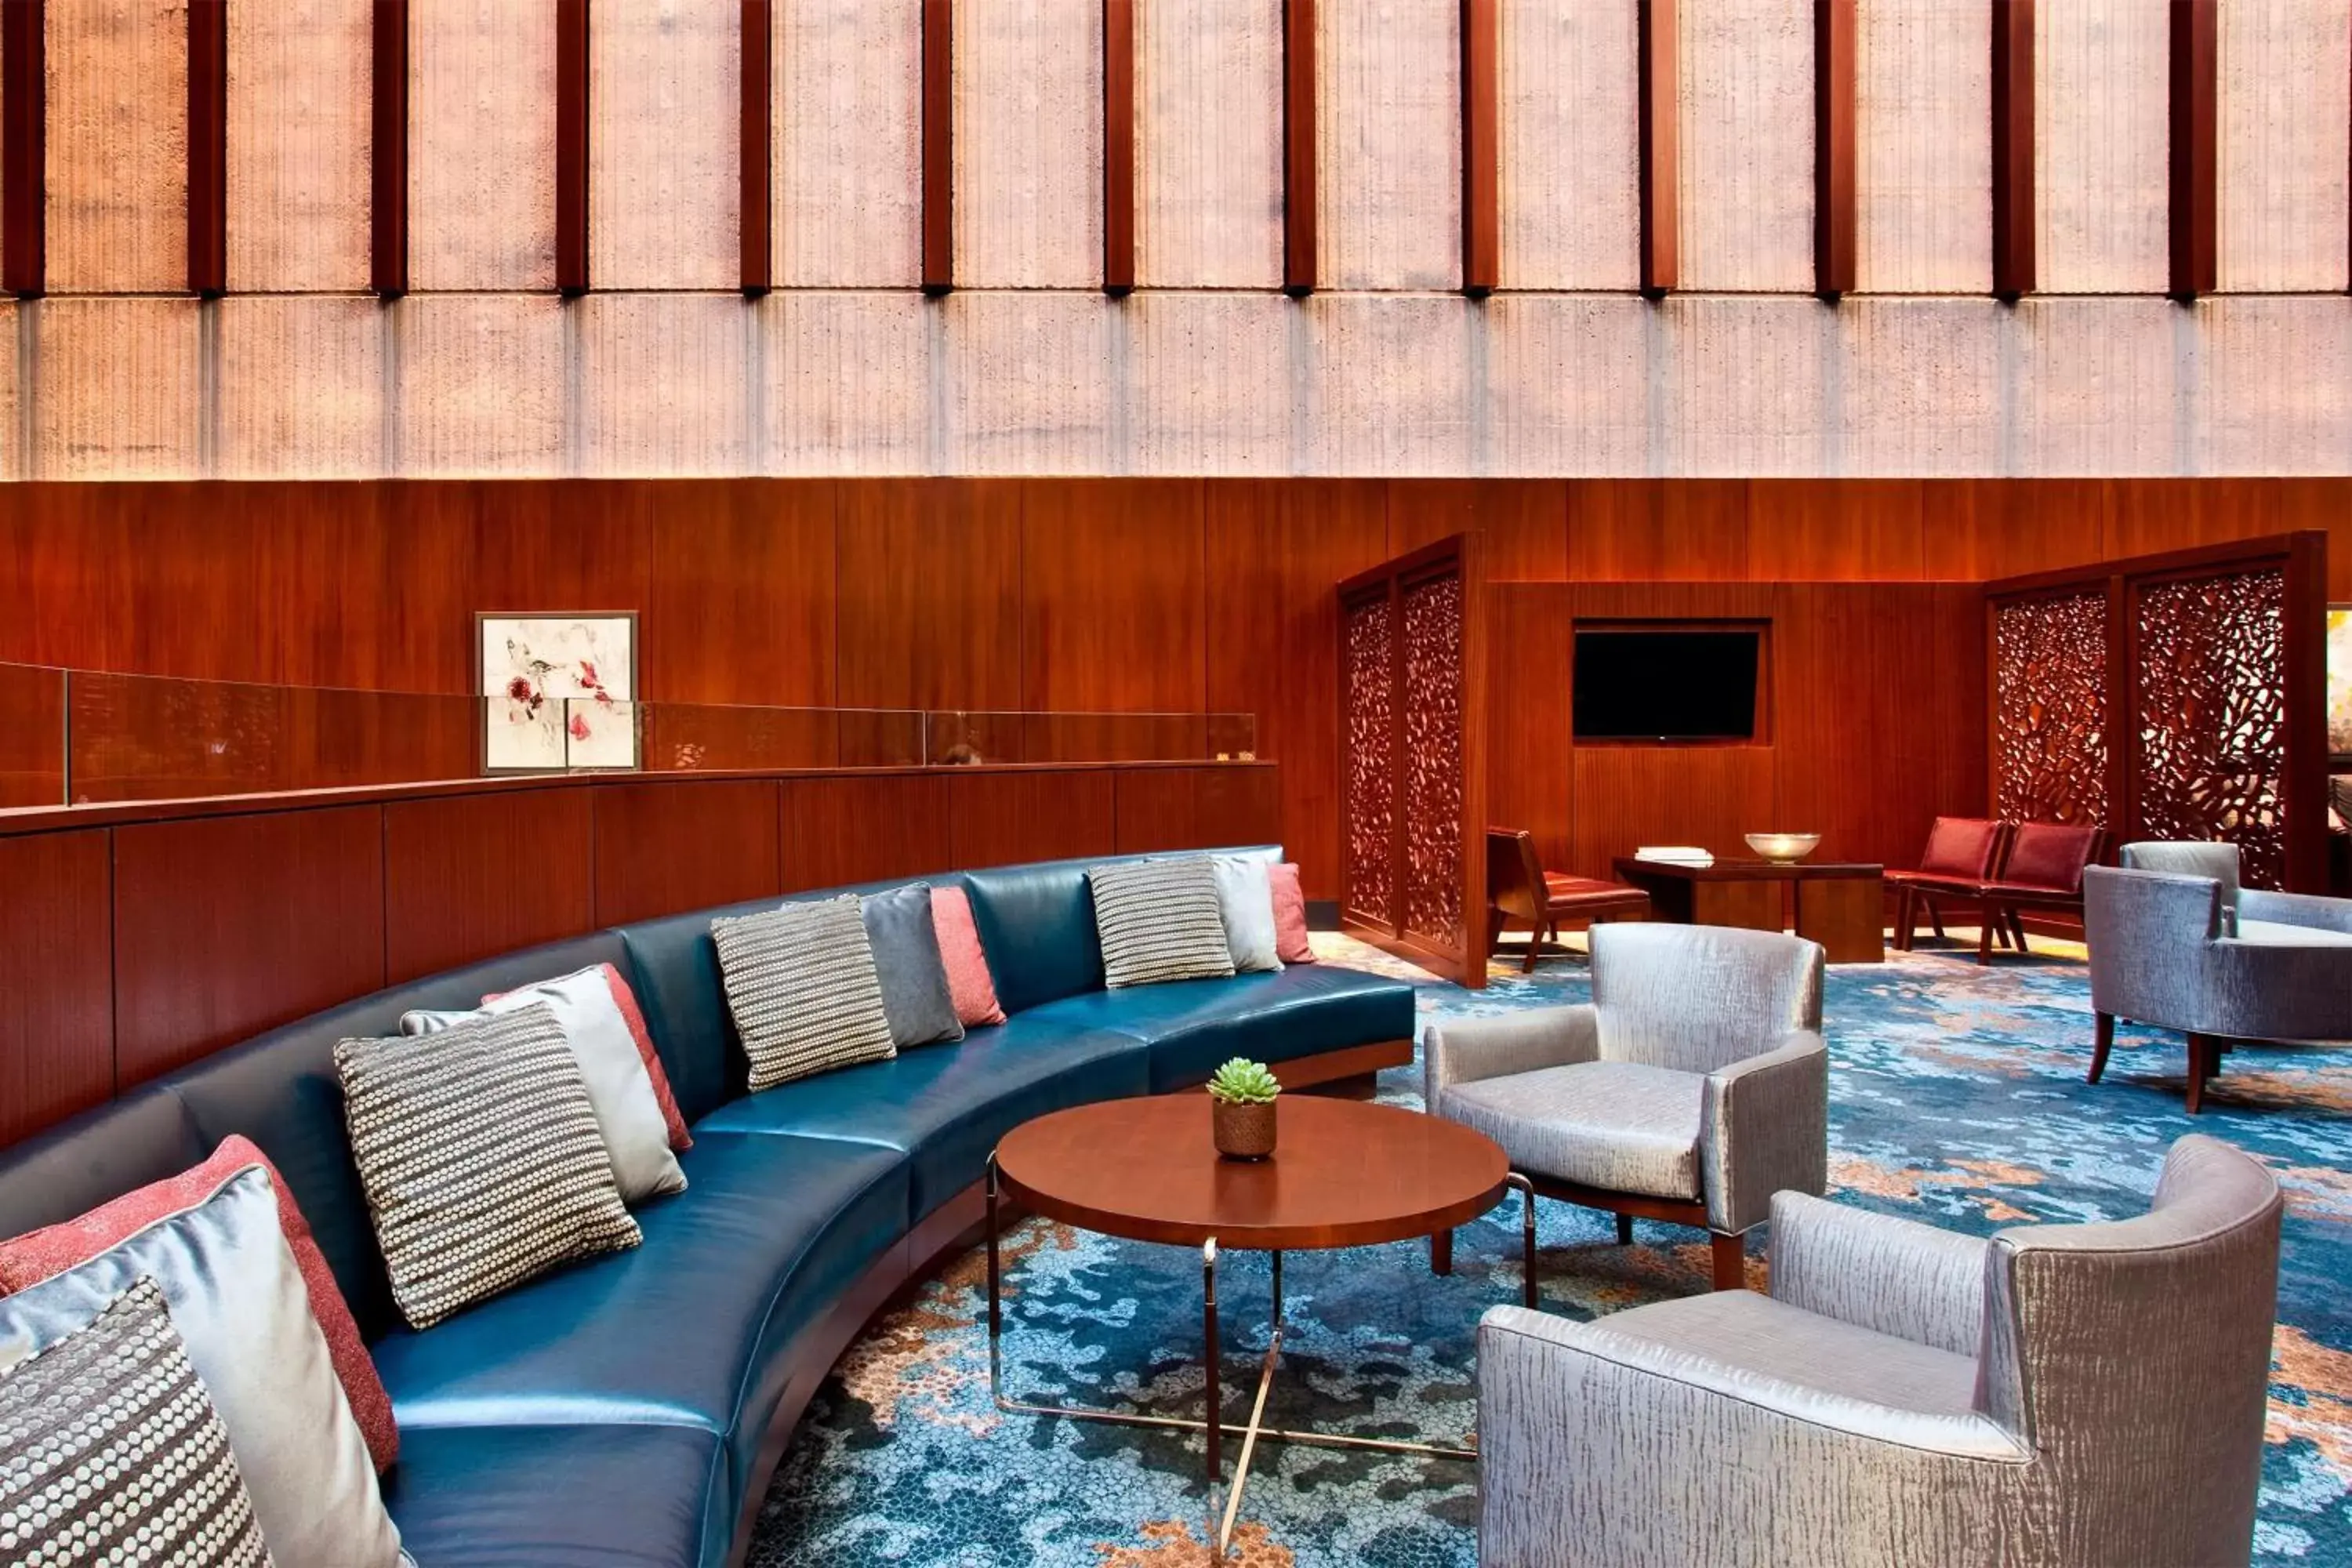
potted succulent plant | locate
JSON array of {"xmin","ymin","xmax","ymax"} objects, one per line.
[{"xmin": 1207, "ymin": 1057, "xmax": 1281, "ymax": 1160}]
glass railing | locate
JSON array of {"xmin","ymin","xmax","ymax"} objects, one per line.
[{"xmin": 0, "ymin": 663, "xmax": 1258, "ymax": 810}]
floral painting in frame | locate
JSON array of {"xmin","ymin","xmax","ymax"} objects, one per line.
[
  {"xmin": 477, "ymin": 614, "xmax": 639, "ymax": 773},
  {"xmin": 2329, "ymin": 606, "xmax": 2352, "ymax": 764}
]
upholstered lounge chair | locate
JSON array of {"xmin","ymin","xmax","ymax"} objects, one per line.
[
  {"xmin": 2085, "ymin": 845, "xmax": 2352, "ymax": 1112},
  {"xmin": 1475, "ymin": 1134, "xmax": 2282, "ymax": 1568},
  {"xmin": 1424, "ymin": 923, "xmax": 1825, "ymax": 1291},
  {"xmin": 1886, "ymin": 815, "xmax": 2009, "ymax": 952},
  {"xmin": 1483, "ymin": 828, "xmax": 1650, "ymax": 973}
]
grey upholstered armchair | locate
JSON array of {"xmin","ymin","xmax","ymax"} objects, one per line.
[
  {"xmin": 1475, "ymin": 1134, "xmax": 2283, "ymax": 1568},
  {"xmin": 2085, "ymin": 844, "xmax": 2352, "ymax": 1112},
  {"xmin": 1425, "ymin": 923, "xmax": 1825, "ymax": 1290}
]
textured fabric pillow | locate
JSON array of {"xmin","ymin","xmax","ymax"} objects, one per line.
[
  {"xmin": 403, "ymin": 963, "xmax": 687, "ymax": 1204},
  {"xmin": 861, "ymin": 883, "xmax": 967, "ymax": 1048},
  {"xmin": 1210, "ymin": 854, "xmax": 1283, "ymax": 973},
  {"xmin": 1269, "ymin": 861, "xmax": 1316, "ymax": 964},
  {"xmin": 931, "ymin": 885, "xmax": 1007, "ymax": 1026},
  {"xmin": 1088, "ymin": 856, "xmax": 1239, "ymax": 988},
  {"xmin": 337, "ymin": 1004, "xmax": 642, "ymax": 1330},
  {"xmin": 0, "ymin": 1134, "xmax": 397, "ymax": 1474},
  {"xmin": 502, "ymin": 963, "xmax": 688, "ymax": 1150},
  {"xmin": 0, "ymin": 1279, "xmax": 271, "ymax": 1567},
  {"xmin": 712, "ymin": 896, "xmax": 898, "ymax": 1091},
  {"xmin": 0, "ymin": 1165, "xmax": 408, "ymax": 1566}
]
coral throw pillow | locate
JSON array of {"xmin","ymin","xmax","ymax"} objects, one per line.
[
  {"xmin": 1269, "ymin": 862, "xmax": 1316, "ymax": 964},
  {"xmin": 0, "ymin": 1134, "xmax": 398, "ymax": 1473},
  {"xmin": 930, "ymin": 886, "xmax": 1007, "ymax": 1026}
]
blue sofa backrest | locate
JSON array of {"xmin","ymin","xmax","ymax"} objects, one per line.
[{"xmin": 961, "ymin": 859, "xmax": 1105, "ymax": 1013}]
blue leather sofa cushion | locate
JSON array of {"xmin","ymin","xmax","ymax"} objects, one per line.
[
  {"xmin": 692, "ymin": 1018, "xmax": 1149, "ymax": 1222},
  {"xmin": 383, "ymin": 1421, "xmax": 729, "ymax": 1568},
  {"xmin": 1019, "ymin": 963, "xmax": 1417, "ymax": 1091},
  {"xmin": 0, "ymin": 1087, "xmax": 204, "ymax": 1243},
  {"xmin": 961, "ymin": 859, "xmax": 1104, "ymax": 1012}
]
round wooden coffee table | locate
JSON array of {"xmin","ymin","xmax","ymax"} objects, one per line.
[{"xmin": 985, "ymin": 1094, "xmax": 1530, "ymax": 1560}]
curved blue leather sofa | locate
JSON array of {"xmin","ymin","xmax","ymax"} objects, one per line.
[{"xmin": 0, "ymin": 848, "xmax": 1416, "ymax": 1567}]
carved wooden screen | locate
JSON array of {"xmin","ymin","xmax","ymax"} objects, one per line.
[
  {"xmin": 1337, "ymin": 535, "xmax": 1486, "ymax": 987},
  {"xmin": 1986, "ymin": 532, "xmax": 2328, "ymax": 891}
]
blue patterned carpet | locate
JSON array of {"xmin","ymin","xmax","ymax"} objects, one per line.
[{"xmin": 747, "ymin": 933, "xmax": 2352, "ymax": 1567}]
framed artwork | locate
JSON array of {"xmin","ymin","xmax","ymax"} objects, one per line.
[
  {"xmin": 477, "ymin": 613, "xmax": 639, "ymax": 773},
  {"xmin": 2331, "ymin": 606, "xmax": 2352, "ymax": 764}
]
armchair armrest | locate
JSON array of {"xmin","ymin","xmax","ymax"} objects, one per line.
[
  {"xmin": 2202, "ymin": 940, "xmax": 2352, "ymax": 1043},
  {"xmin": 1424, "ymin": 1004, "xmax": 1599, "ymax": 1109},
  {"xmin": 2238, "ymin": 887, "xmax": 2352, "ymax": 936},
  {"xmin": 1697, "ymin": 1030, "xmax": 1826, "ymax": 1234},
  {"xmin": 1768, "ymin": 1192, "xmax": 1989, "ymax": 1357}
]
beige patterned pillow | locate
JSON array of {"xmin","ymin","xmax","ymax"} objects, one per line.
[
  {"xmin": 335, "ymin": 1003, "xmax": 641, "ymax": 1329},
  {"xmin": 1089, "ymin": 856, "xmax": 1240, "ymax": 988},
  {"xmin": 712, "ymin": 896, "xmax": 898, "ymax": 1091}
]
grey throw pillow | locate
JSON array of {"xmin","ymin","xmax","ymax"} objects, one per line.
[
  {"xmin": 712, "ymin": 895, "xmax": 898, "ymax": 1091},
  {"xmin": 1089, "ymin": 855, "xmax": 1240, "ymax": 988},
  {"xmin": 861, "ymin": 883, "xmax": 967, "ymax": 1048}
]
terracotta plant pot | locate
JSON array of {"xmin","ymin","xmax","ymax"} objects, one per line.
[{"xmin": 1211, "ymin": 1098, "xmax": 1276, "ymax": 1160}]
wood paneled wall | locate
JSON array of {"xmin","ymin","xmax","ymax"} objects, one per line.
[
  {"xmin": 2, "ymin": 475, "xmax": 2344, "ymax": 891},
  {"xmin": 0, "ymin": 760, "xmax": 1277, "ymax": 1148}
]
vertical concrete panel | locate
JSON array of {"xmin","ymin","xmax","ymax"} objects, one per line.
[
  {"xmin": 1670, "ymin": 295, "xmax": 1828, "ymax": 474},
  {"xmin": 955, "ymin": 0, "xmax": 1101, "ymax": 289},
  {"xmin": 1854, "ymin": 0, "xmax": 1991, "ymax": 292},
  {"xmin": 592, "ymin": 0, "xmax": 737, "ymax": 291},
  {"xmin": 2217, "ymin": 0, "xmax": 2349, "ymax": 292},
  {"xmin": 392, "ymin": 293, "xmax": 565, "ymax": 474},
  {"xmin": 37, "ymin": 299, "xmax": 201, "ymax": 477},
  {"xmin": 946, "ymin": 292, "xmax": 1112, "ymax": 471},
  {"xmin": 1679, "ymin": 0, "xmax": 1813, "ymax": 292},
  {"xmin": 579, "ymin": 294, "xmax": 749, "ymax": 474},
  {"xmin": 2036, "ymin": 1, "xmax": 2167, "ymax": 293},
  {"xmin": 764, "ymin": 291, "xmax": 928, "ymax": 474},
  {"xmin": 1129, "ymin": 292, "xmax": 1288, "ymax": 472},
  {"xmin": 1487, "ymin": 294, "xmax": 1650, "ymax": 474},
  {"xmin": 1134, "ymin": 0, "xmax": 1283, "ymax": 288},
  {"xmin": 1306, "ymin": 294, "xmax": 1469, "ymax": 473},
  {"xmin": 1318, "ymin": 0, "xmax": 1458, "ymax": 290},
  {"xmin": 46, "ymin": 0, "xmax": 188, "ymax": 292},
  {"xmin": 2202, "ymin": 296, "xmax": 2352, "ymax": 471},
  {"xmin": 411, "ymin": 0, "xmax": 557, "ymax": 291},
  {"xmin": 775, "ymin": 0, "xmax": 920, "ymax": 288},
  {"xmin": 217, "ymin": 296, "xmax": 384, "ymax": 477},
  {"xmin": 1840, "ymin": 298, "xmax": 2000, "ymax": 474},
  {"xmin": 227, "ymin": 0, "xmax": 372, "ymax": 292},
  {"xmin": 2015, "ymin": 297, "xmax": 2176, "ymax": 473},
  {"xmin": 1497, "ymin": 0, "xmax": 1639, "ymax": 291}
]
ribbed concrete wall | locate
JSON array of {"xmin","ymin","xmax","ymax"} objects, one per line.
[{"xmin": 8, "ymin": 0, "xmax": 2350, "ymax": 481}]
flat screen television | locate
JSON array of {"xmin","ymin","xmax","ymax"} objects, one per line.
[{"xmin": 1573, "ymin": 627, "xmax": 1762, "ymax": 742}]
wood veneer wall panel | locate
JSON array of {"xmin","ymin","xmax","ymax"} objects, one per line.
[
  {"xmin": 779, "ymin": 773, "xmax": 953, "ymax": 891},
  {"xmin": 2103, "ymin": 477, "xmax": 2284, "ymax": 560},
  {"xmin": 1481, "ymin": 586, "xmax": 1574, "ymax": 873},
  {"xmin": 409, "ymin": 0, "xmax": 556, "ymax": 290},
  {"xmin": 1748, "ymin": 478, "xmax": 1925, "ymax": 579},
  {"xmin": 1920, "ymin": 477, "xmax": 2107, "ymax": 581},
  {"xmin": 227, "ymin": 0, "xmax": 370, "ymax": 293},
  {"xmin": 113, "ymin": 805, "xmax": 386, "ymax": 1087},
  {"xmin": 948, "ymin": 768, "xmax": 1116, "ymax": 869},
  {"xmin": 470, "ymin": 478, "xmax": 655, "ymax": 622},
  {"xmin": 836, "ymin": 478, "xmax": 1023, "ymax": 710},
  {"xmin": 593, "ymin": 779, "xmax": 782, "ymax": 925},
  {"xmin": 1569, "ymin": 745, "xmax": 1775, "ymax": 880},
  {"xmin": 1112, "ymin": 764, "xmax": 1281, "ymax": 854},
  {"xmin": 0, "ymin": 662, "xmax": 64, "ymax": 808},
  {"xmin": 275, "ymin": 481, "xmax": 474, "ymax": 691},
  {"xmin": 644, "ymin": 480, "xmax": 836, "ymax": 706},
  {"xmin": 1567, "ymin": 478, "xmax": 1749, "ymax": 581},
  {"xmin": 0, "ymin": 830, "xmax": 113, "ymax": 1145},
  {"xmin": 383, "ymin": 788, "xmax": 594, "ymax": 981},
  {"xmin": 1019, "ymin": 478, "xmax": 1205, "ymax": 713},
  {"xmin": 1388, "ymin": 480, "xmax": 1569, "ymax": 582}
]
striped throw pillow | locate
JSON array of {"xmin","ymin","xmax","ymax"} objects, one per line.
[
  {"xmin": 0, "ymin": 1278, "xmax": 270, "ymax": 1568},
  {"xmin": 1089, "ymin": 856, "xmax": 1240, "ymax": 988},
  {"xmin": 335, "ymin": 1003, "xmax": 642, "ymax": 1329},
  {"xmin": 712, "ymin": 896, "xmax": 898, "ymax": 1091}
]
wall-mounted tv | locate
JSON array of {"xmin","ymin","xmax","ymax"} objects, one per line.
[{"xmin": 1573, "ymin": 626, "xmax": 1764, "ymax": 742}]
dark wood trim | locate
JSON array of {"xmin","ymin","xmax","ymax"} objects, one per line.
[
  {"xmin": 1283, "ymin": 0, "xmax": 1316, "ymax": 297},
  {"xmin": 1990, "ymin": 0, "xmax": 2034, "ymax": 298},
  {"xmin": 1515, "ymin": 1172, "xmax": 1747, "ymax": 1290},
  {"xmin": 2281, "ymin": 530, "xmax": 2331, "ymax": 895},
  {"xmin": 1812, "ymin": 0, "xmax": 1854, "ymax": 299},
  {"xmin": 1637, "ymin": 0, "xmax": 1678, "ymax": 297},
  {"xmin": 1102, "ymin": 0, "xmax": 1134, "ymax": 296},
  {"xmin": 187, "ymin": 0, "xmax": 228, "ymax": 297},
  {"xmin": 2168, "ymin": 0, "xmax": 2216, "ymax": 301},
  {"xmin": 370, "ymin": 0, "xmax": 409, "ymax": 298},
  {"xmin": 556, "ymin": 0, "xmax": 590, "ymax": 296},
  {"xmin": 1459, "ymin": 0, "xmax": 1497, "ymax": 297},
  {"xmin": 921, "ymin": 0, "xmax": 952, "ymax": 296},
  {"xmin": 3, "ymin": 0, "xmax": 43, "ymax": 298},
  {"xmin": 1225, "ymin": 1038, "xmax": 1410, "ymax": 1092},
  {"xmin": 740, "ymin": 0, "xmax": 771, "ymax": 296}
]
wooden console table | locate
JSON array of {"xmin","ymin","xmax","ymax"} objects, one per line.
[{"xmin": 1610, "ymin": 856, "xmax": 1886, "ymax": 964}]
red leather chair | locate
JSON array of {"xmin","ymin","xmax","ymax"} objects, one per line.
[
  {"xmin": 1975, "ymin": 822, "xmax": 2106, "ymax": 964},
  {"xmin": 1485, "ymin": 829, "xmax": 1650, "ymax": 972},
  {"xmin": 1887, "ymin": 817, "xmax": 2009, "ymax": 953}
]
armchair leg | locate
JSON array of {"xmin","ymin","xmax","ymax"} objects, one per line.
[
  {"xmin": 1976, "ymin": 905, "xmax": 1996, "ymax": 965},
  {"xmin": 1521, "ymin": 917, "xmax": 1540, "ymax": 975},
  {"xmin": 2186, "ymin": 1034, "xmax": 2220, "ymax": 1115},
  {"xmin": 1895, "ymin": 886, "xmax": 1915, "ymax": 951},
  {"xmin": 1430, "ymin": 1229, "xmax": 1454, "ymax": 1276},
  {"xmin": 2008, "ymin": 911, "xmax": 2029, "ymax": 953},
  {"xmin": 1929, "ymin": 901, "xmax": 1947, "ymax": 941},
  {"xmin": 1614, "ymin": 1212, "xmax": 1634, "ymax": 1246},
  {"xmin": 1708, "ymin": 1231, "xmax": 1745, "ymax": 1291},
  {"xmin": 2089, "ymin": 1012, "xmax": 2114, "ymax": 1083}
]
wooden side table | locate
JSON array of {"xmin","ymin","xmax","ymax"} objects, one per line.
[{"xmin": 1610, "ymin": 855, "xmax": 1886, "ymax": 963}]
